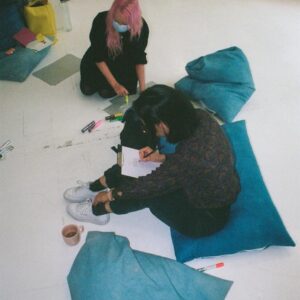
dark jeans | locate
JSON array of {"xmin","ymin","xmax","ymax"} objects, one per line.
[{"xmin": 102, "ymin": 164, "xmax": 230, "ymax": 238}]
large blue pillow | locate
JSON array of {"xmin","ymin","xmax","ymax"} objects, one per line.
[
  {"xmin": 0, "ymin": 46, "xmax": 50, "ymax": 82},
  {"xmin": 171, "ymin": 120, "xmax": 295, "ymax": 262},
  {"xmin": 68, "ymin": 232, "xmax": 233, "ymax": 300},
  {"xmin": 175, "ymin": 47, "xmax": 255, "ymax": 123}
]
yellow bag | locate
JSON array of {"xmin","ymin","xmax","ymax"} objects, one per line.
[{"xmin": 24, "ymin": 2, "xmax": 57, "ymax": 37}]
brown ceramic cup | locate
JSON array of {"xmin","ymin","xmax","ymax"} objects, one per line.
[{"xmin": 62, "ymin": 224, "xmax": 84, "ymax": 246}]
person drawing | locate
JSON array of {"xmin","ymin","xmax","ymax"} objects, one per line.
[
  {"xmin": 80, "ymin": 0, "xmax": 149, "ymax": 98},
  {"xmin": 64, "ymin": 85, "xmax": 241, "ymax": 238}
]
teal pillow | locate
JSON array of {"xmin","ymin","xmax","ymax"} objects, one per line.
[
  {"xmin": 0, "ymin": 46, "xmax": 50, "ymax": 82},
  {"xmin": 171, "ymin": 120, "xmax": 295, "ymax": 262},
  {"xmin": 175, "ymin": 47, "xmax": 255, "ymax": 123},
  {"xmin": 68, "ymin": 232, "xmax": 233, "ymax": 300}
]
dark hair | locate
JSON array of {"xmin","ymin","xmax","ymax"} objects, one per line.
[{"xmin": 132, "ymin": 85, "xmax": 199, "ymax": 143}]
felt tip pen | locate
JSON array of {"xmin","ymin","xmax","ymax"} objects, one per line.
[
  {"xmin": 110, "ymin": 116, "xmax": 123, "ymax": 122},
  {"xmin": 87, "ymin": 123, "xmax": 96, "ymax": 132},
  {"xmin": 197, "ymin": 262, "xmax": 224, "ymax": 272},
  {"xmin": 125, "ymin": 95, "xmax": 129, "ymax": 105},
  {"xmin": 88, "ymin": 120, "xmax": 104, "ymax": 132},
  {"xmin": 105, "ymin": 113, "xmax": 123, "ymax": 120},
  {"xmin": 143, "ymin": 149, "xmax": 156, "ymax": 158},
  {"xmin": 81, "ymin": 121, "xmax": 95, "ymax": 133}
]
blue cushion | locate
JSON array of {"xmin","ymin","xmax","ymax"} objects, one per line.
[
  {"xmin": 171, "ymin": 120, "xmax": 295, "ymax": 262},
  {"xmin": 68, "ymin": 231, "xmax": 233, "ymax": 300},
  {"xmin": 0, "ymin": 46, "xmax": 50, "ymax": 82},
  {"xmin": 0, "ymin": 2, "xmax": 25, "ymax": 51},
  {"xmin": 175, "ymin": 47, "xmax": 255, "ymax": 123}
]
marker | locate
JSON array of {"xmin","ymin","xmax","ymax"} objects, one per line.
[
  {"xmin": 105, "ymin": 113, "xmax": 123, "ymax": 120},
  {"xmin": 197, "ymin": 262, "xmax": 224, "ymax": 272},
  {"xmin": 111, "ymin": 146, "xmax": 118, "ymax": 153},
  {"xmin": 81, "ymin": 121, "xmax": 95, "ymax": 133},
  {"xmin": 125, "ymin": 95, "xmax": 129, "ymax": 105},
  {"xmin": 110, "ymin": 116, "xmax": 123, "ymax": 122},
  {"xmin": 143, "ymin": 149, "xmax": 156, "ymax": 159},
  {"xmin": 88, "ymin": 120, "xmax": 104, "ymax": 132}
]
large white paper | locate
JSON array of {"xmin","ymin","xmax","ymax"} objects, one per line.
[{"xmin": 121, "ymin": 146, "xmax": 161, "ymax": 178}]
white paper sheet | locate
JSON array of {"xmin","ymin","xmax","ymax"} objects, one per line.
[{"xmin": 121, "ymin": 146, "xmax": 161, "ymax": 178}]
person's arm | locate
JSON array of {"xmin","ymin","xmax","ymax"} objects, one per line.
[
  {"xmin": 135, "ymin": 64, "xmax": 145, "ymax": 92},
  {"xmin": 96, "ymin": 61, "xmax": 128, "ymax": 96},
  {"xmin": 133, "ymin": 19, "xmax": 149, "ymax": 92},
  {"xmin": 113, "ymin": 151, "xmax": 182, "ymax": 201}
]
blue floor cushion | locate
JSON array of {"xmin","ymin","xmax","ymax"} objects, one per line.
[
  {"xmin": 68, "ymin": 231, "xmax": 233, "ymax": 300},
  {"xmin": 171, "ymin": 120, "xmax": 295, "ymax": 262},
  {"xmin": 0, "ymin": 46, "xmax": 50, "ymax": 82},
  {"xmin": 175, "ymin": 47, "xmax": 255, "ymax": 123}
]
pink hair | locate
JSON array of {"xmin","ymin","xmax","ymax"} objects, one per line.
[{"xmin": 106, "ymin": 0, "xmax": 142, "ymax": 57}]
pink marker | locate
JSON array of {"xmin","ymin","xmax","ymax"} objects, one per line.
[
  {"xmin": 89, "ymin": 120, "xmax": 104, "ymax": 132},
  {"xmin": 197, "ymin": 262, "xmax": 224, "ymax": 272}
]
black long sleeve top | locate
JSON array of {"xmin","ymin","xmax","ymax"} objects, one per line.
[{"xmin": 85, "ymin": 11, "xmax": 149, "ymax": 70}]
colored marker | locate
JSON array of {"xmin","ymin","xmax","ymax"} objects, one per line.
[
  {"xmin": 125, "ymin": 95, "xmax": 129, "ymax": 105},
  {"xmin": 81, "ymin": 121, "xmax": 95, "ymax": 133},
  {"xmin": 197, "ymin": 262, "xmax": 224, "ymax": 272},
  {"xmin": 143, "ymin": 149, "xmax": 155, "ymax": 158},
  {"xmin": 88, "ymin": 120, "xmax": 104, "ymax": 132},
  {"xmin": 105, "ymin": 113, "xmax": 123, "ymax": 120},
  {"xmin": 110, "ymin": 116, "xmax": 123, "ymax": 122}
]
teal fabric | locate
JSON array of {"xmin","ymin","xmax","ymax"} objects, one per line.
[
  {"xmin": 171, "ymin": 121, "xmax": 295, "ymax": 262},
  {"xmin": 159, "ymin": 136, "xmax": 177, "ymax": 154},
  {"xmin": 0, "ymin": 46, "xmax": 50, "ymax": 82},
  {"xmin": 175, "ymin": 47, "xmax": 255, "ymax": 123},
  {"xmin": 68, "ymin": 231, "xmax": 233, "ymax": 300},
  {"xmin": 0, "ymin": 2, "xmax": 25, "ymax": 51}
]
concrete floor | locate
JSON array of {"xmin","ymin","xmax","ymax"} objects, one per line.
[{"xmin": 0, "ymin": 0, "xmax": 299, "ymax": 299}]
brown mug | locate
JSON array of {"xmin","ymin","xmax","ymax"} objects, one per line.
[{"xmin": 62, "ymin": 224, "xmax": 84, "ymax": 246}]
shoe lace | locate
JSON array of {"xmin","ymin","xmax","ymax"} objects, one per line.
[
  {"xmin": 76, "ymin": 199, "xmax": 93, "ymax": 216},
  {"xmin": 73, "ymin": 180, "xmax": 89, "ymax": 193}
]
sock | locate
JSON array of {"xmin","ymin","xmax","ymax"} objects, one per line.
[
  {"xmin": 89, "ymin": 179, "xmax": 106, "ymax": 192},
  {"xmin": 92, "ymin": 203, "xmax": 108, "ymax": 216}
]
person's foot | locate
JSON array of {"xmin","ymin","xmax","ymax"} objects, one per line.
[
  {"xmin": 63, "ymin": 181, "xmax": 100, "ymax": 203},
  {"xmin": 66, "ymin": 199, "xmax": 110, "ymax": 225}
]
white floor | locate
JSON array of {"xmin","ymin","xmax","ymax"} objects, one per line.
[{"xmin": 1, "ymin": 0, "xmax": 300, "ymax": 299}]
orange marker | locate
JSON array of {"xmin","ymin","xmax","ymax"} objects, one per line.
[{"xmin": 197, "ymin": 262, "xmax": 224, "ymax": 272}]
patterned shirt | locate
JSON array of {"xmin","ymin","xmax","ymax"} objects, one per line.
[{"xmin": 115, "ymin": 109, "xmax": 241, "ymax": 209}]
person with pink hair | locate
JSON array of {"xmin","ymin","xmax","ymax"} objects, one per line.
[{"xmin": 80, "ymin": 0, "xmax": 149, "ymax": 98}]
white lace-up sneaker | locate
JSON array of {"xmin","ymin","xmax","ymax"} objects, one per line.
[
  {"xmin": 63, "ymin": 180, "xmax": 100, "ymax": 203},
  {"xmin": 66, "ymin": 199, "xmax": 110, "ymax": 225}
]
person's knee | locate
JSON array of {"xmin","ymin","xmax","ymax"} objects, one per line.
[
  {"xmin": 98, "ymin": 89, "xmax": 116, "ymax": 99},
  {"xmin": 80, "ymin": 80, "xmax": 96, "ymax": 96}
]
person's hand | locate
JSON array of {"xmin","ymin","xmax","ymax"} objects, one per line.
[
  {"xmin": 113, "ymin": 82, "xmax": 128, "ymax": 96},
  {"xmin": 93, "ymin": 190, "xmax": 112, "ymax": 206},
  {"xmin": 139, "ymin": 146, "xmax": 166, "ymax": 163}
]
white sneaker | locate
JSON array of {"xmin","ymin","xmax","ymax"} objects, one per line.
[
  {"xmin": 66, "ymin": 199, "xmax": 110, "ymax": 225},
  {"xmin": 63, "ymin": 181, "xmax": 100, "ymax": 203}
]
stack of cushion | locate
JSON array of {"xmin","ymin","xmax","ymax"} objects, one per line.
[{"xmin": 170, "ymin": 48, "xmax": 295, "ymax": 262}]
